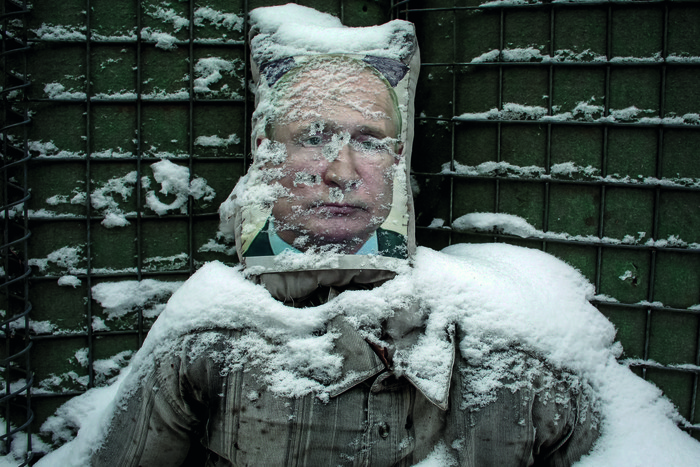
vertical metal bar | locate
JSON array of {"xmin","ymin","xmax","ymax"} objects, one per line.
[
  {"xmin": 595, "ymin": 2, "xmax": 614, "ymax": 298},
  {"xmin": 243, "ymin": 0, "xmax": 250, "ymax": 174},
  {"xmin": 598, "ymin": 8, "xmax": 608, "ymax": 292},
  {"xmin": 448, "ymin": 4, "xmax": 456, "ymax": 246},
  {"xmin": 1, "ymin": 1, "xmax": 34, "ymax": 458},
  {"xmin": 136, "ymin": 0, "xmax": 144, "ymax": 346},
  {"xmin": 642, "ymin": 0, "xmax": 668, "ymax": 378},
  {"xmin": 2, "ymin": 1, "xmax": 10, "ymax": 453},
  {"xmin": 494, "ymin": 6, "xmax": 505, "ymax": 239},
  {"xmin": 22, "ymin": 141, "xmax": 32, "ymax": 463},
  {"xmin": 188, "ymin": 0, "xmax": 195, "ymax": 276},
  {"xmin": 85, "ymin": 0, "xmax": 95, "ymax": 390},
  {"xmin": 21, "ymin": 9, "xmax": 33, "ymax": 445},
  {"xmin": 663, "ymin": 0, "xmax": 697, "ymax": 426},
  {"xmin": 543, "ymin": 4, "xmax": 554, "ymax": 251}
]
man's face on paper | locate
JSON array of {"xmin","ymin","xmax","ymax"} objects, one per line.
[{"xmin": 261, "ymin": 65, "xmax": 400, "ymax": 253}]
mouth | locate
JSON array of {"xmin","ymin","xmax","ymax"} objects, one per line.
[{"xmin": 310, "ymin": 202, "xmax": 367, "ymax": 216}]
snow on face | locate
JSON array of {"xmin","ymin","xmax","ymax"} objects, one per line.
[{"xmin": 261, "ymin": 60, "xmax": 400, "ymax": 252}]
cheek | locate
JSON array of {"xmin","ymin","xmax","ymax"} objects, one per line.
[{"xmin": 360, "ymin": 163, "xmax": 395, "ymax": 192}]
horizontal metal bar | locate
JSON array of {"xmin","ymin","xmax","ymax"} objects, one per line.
[
  {"xmin": 393, "ymin": 0, "xmax": 697, "ymax": 13},
  {"xmin": 28, "ymin": 155, "xmax": 244, "ymax": 163},
  {"xmin": 29, "ymin": 269, "xmax": 195, "ymax": 282},
  {"xmin": 590, "ymin": 300, "xmax": 700, "ymax": 316},
  {"xmin": 422, "ymin": 61, "xmax": 700, "ymax": 68},
  {"xmin": 627, "ymin": 360, "xmax": 700, "ymax": 376},
  {"xmin": 24, "ymin": 211, "xmax": 220, "ymax": 222},
  {"xmin": 413, "ymin": 171, "xmax": 700, "ymax": 192},
  {"xmin": 26, "ymin": 38, "xmax": 245, "ymax": 46},
  {"xmin": 416, "ymin": 225, "xmax": 700, "ymax": 254},
  {"xmin": 451, "ymin": 116, "xmax": 700, "ymax": 130},
  {"xmin": 27, "ymin": 97, "xmax": 246, "ymax": 104},
  {"xmin": 27, "ymin": 329, "xmax": 143, "ymax": 341}
]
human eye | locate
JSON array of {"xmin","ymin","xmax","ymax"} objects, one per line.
[
  {"xmin": 297, "ymin": 135, "xmax": 319, "ymax": 147},
  {"xmin": 355, "ymin": 136, "xmax": 391, "ymax": 153}
]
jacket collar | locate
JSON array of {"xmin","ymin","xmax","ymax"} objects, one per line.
[{"xmin": 327, "ymin": 315, "xmax": 455, "ymax": 411}]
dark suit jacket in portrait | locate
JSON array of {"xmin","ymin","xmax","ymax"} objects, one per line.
[{"xmin": 243, "ymin": 220, "xmax": 408, "ymax": 259}]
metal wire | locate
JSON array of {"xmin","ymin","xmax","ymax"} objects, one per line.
[
  {"xmin": 394, "ymin": 0, "xmax": 700, "ymax": 436},
  {"xmin": 1, "ymin": 0, "xmax": 34, "ymax": 462},
  {"xmin": 17, "ymin": 1, "xmax": 246, "ymax": 460}
]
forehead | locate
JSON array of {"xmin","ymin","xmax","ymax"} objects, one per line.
[{"xmin": 275, "ymin": 64, "xmax": 397, "ymax": 134}]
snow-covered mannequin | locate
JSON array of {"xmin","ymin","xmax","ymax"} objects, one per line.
[
  {"xmin": 218, "ymin": 5, "xmax": 419, "ymax": 301},
  {"xmin": 37, "ymin": 5, "xmax": 700, "ymax": 467},
  {"xmin": 87, "ymin": 7, "xmax": 599, "ymax": 466}
]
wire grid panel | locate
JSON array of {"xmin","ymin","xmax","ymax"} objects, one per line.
[
  {"xmin": 2, "ymin": 0, "xmax": 392, "ymax": 458},
  {"xmin": 2, "ymin": 0, "xmax": 35, "ymax": 462},
  {"xmin": 393, "ymin": 0, "xmax": 700, "ymax": 440},
  {"xmin": 3, "ymin": 0, "xmax": 700, "ymax": 459},
  {"xmin": 7, "ymin": 0, "xmax": 252, "ymax": 454}
]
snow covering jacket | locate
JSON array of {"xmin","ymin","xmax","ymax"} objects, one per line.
[{"xmin": 91, "ymin": 308, "xmax": 599, "ymax": 467}]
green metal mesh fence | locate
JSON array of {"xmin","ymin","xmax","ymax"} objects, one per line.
[
  {"xmin": 397, "ymin": 0, "xmax": 700, "ymax": 443},
  {"xmin": 0, "ymin": 0, "xmax": 698, "ymax": 461}
]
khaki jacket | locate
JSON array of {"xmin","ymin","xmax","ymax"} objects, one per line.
[{"xmin": 92, "ymin": 315, "xmax": 598, "ymax": 467}]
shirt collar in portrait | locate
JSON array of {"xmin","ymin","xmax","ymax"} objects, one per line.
[{"xmin": 268, "ymin": 218, "xmax": 380, "ymax": 256}]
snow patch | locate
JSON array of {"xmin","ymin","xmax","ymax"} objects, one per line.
[
  {"xmin": 144, "ymin": 159, "xmax": 216, "ymax": 215},
  {"xmin": 32, "ymin": 23, "xmax": 86, "ymax": 41},
  {"xmin": 140, "ymin": 28, "xmax": 178, "ymax": 50},
  {"xmin": 450, "ymin": 212, "xmax": 700, "ymax": 253},
  {"xmin": 58, "ymin": 275, "xmax": 81, "ymax": 288},
  {"xmin": 444, "ymin": 160, "xmax": 700, "ymax": 190},
  {"xmin": 91, "ymin": 279, "xmax": 184, "ymax": 321},
  {"xmin": 453, "ymin": 212, "xmax": 539, "ymax": 238},
  {"xmin": 193, "ymin": 57, "xmax": 241, "ymax": 94},
  {"xmin": 28, "ymin": 246, "xmax": 84, "ymax": 274},
  {"xmin": 90, "ymin": 171, "xmax": 138, "ymax": 227},
  {"xmin": 193, "ymin": 7, "xmax": 244, "ymax": 32},
  {"xmin": 29, "ymin": 140, "xmax": 85, "ymax": 159},
  {"xmin": 249, "ymin": 4, "xmax": 416, "ymax": 64},
  {"xmin": 43, "ymin": 82, "xmax": 86, "ymax": 100},
  {"xmin": 194, "ymin": 133, "xmax": 240, "ymax": 147}
]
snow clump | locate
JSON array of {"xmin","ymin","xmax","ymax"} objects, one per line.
[{"xmin": 144, "ymin": 159, "xmax": 216, "ymax": 215}]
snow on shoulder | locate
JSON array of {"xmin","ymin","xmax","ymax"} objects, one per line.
[
  {"xmin": 435, "ymin": 244, "xmax": 700, "ymax": 466},
  {"xmin": 34, "ymin": 246, "xmax": 700, "ymax": 466}
]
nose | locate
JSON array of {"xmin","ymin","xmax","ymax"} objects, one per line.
[{"xmin": 322, "ymin": 143, "xmax": 360, "ymax": 189}]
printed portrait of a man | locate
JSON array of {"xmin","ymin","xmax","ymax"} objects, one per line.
[{"xmin": 239, "ymin": 55, "xmax": 410, "ymax": 260}]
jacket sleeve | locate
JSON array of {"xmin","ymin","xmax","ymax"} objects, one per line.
[
  {"xmin": 530, "ymin": 370, "xmax": 600, "ymax": 467},
  {"xmin": 90, "ymin": 341, "xmax": 206, "ymax": 467}
]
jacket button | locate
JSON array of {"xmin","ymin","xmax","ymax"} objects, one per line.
[{"xmin": 378, "ymin": 422, "xmax": 390, "ymax": 439}]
